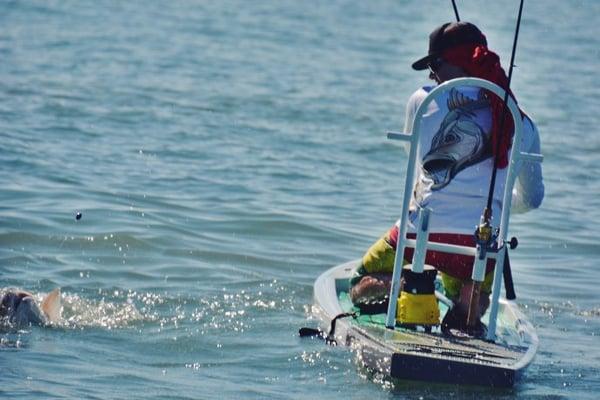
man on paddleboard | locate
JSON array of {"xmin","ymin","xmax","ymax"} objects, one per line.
[{"xmin": 351, "ymin": 22, "xmax": 544, "ymax": 333}]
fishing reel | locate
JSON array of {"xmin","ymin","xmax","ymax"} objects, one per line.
[{"xmin": 474, "ymin": 214, "xmax": 500, "ymax": 260}]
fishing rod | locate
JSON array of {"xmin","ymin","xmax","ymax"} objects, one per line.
[
  {"xmin": 467, "ymin": 0, "xmax": 525, "ymax": 327},
  {"xmin": 451, "ymin": 0, "xmax": 460, "ymax": 21},
  {"xmin": 485, "ymin": 1, "xmax": 524, "ymax": 212}
]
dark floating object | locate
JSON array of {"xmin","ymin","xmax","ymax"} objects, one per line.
[{"xmin": 76, "ymin": 212, "xmax": 82, "ymax": 220}]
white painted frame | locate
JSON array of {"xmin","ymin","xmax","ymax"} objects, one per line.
[{"xmin": 384, "ymin": 77, "xmax": 543, "ymax": 341}]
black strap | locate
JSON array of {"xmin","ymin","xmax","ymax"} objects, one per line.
[
  {"xmin": 298, "ymin": 312, "xmax": 357, "ymax": 345},
  {"xmin": 503, "ymin": 247, "xmax": 517, "ymax": 300}
]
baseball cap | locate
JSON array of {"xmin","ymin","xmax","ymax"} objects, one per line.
[{"xmin": 412, "ymin": 22, "xmax": 487, "ymax": 70}]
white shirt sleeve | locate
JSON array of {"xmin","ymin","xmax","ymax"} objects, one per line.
[
  {"xmin": 403, "ymin": 87, "xmax": 429, "ymax": 134},
  {"xmin": 404, "ymin": 94, "xmax": 417, "ymax": 134},
  {"xmin": 511, "ymin": 116, "xmax": 545, "ymax": 213}
]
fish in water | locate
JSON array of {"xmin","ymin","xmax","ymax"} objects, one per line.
[
  {"xmin": 0, "ymin": 288, "xmax": 62, "ymax": 327},
  {"xmin": 422, "ymin": 89, "xmax": 492, "ymax": 190}
]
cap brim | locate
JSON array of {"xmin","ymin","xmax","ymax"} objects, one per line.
[{"xmin": 412, "ymin": 55, "xmax": 434, "ymax": 71}]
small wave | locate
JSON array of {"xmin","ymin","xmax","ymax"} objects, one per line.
[
  {"xmin": 534, "ymin": 300, "xmax": 600, "ymax": 324},
  {"xmin": 577, "ymin": 307, "xmax": 600, "ymax": 318}
]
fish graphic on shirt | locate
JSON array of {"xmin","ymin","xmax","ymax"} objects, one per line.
[{"xmin": 422, "ymin": 89, "xmax": 492, "ymax": 190}]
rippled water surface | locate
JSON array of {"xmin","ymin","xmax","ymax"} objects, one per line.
[{"xmin": 1, "ymin": 0, "xmax": 599, "ymax": 398}]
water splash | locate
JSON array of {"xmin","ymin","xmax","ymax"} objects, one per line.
[{"xmin": 60, "ymin": 292, "xmax": 145, "ymax": 329}]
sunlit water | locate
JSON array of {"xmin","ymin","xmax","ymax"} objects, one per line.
[{"xmin": 1, "ymin": 0, "xmax": 599, "ymax": 398}]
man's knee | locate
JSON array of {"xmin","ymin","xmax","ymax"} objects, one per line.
[
  {"xmin": 350, "ymin": 274, "xmax": 391, "ymax": 304},
  {"xmin": 361, "ymin": 227, "xmax": 399, "ymax": 274}
]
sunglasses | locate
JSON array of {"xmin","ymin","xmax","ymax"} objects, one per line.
[{"xmin": 427, "ymin": 57, "xmax": 445, "ymax": 72}]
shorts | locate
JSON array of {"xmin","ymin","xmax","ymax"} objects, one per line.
[
  {"xmin": 441, "ymin": 270, "xmax": 494, "ymax": 301},
  {"xmin": 361, "ymin": 225, "xmax": 497, "ymax": 280}
]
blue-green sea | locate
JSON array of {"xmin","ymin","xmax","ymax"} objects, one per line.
[{"xmin": 1, "ymin": 1, "xmax": 599, "ymax": 398}]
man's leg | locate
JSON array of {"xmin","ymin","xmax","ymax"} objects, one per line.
[
  {"xmin": 350, "ymin": 273, "xmax": 392, "ymax": 304},
  {"xmin": 441, "ymin": 272, "xmax": 493, "ymax": 335},
  {"xmin": 350, "ymin": 226, "xmax": 400, "ymax": 305}
]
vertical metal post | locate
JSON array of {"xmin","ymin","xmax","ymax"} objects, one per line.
[
  {"xmin": 410, "ymin": 207, "xmax": 431, "ymax": 274},
  {"xmin": 486, "ymin": 101, "xmax": 524, "ymax": 341},
  {"xmin": 385, "ymin": 125, "xmax": 421, "ymax": 328},
  {"xmin": 486, "ymin": 247, "xmax": 506, "ymax": 340}
]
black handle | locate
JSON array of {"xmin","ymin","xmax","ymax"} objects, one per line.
[{"xmin": 503, "ymin": 248, "xmax": 517, "ymax": 300}]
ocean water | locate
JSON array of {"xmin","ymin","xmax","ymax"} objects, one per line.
[{"xmin": 1, "ymin": 0, "xmax": 599, "ymax": 398}]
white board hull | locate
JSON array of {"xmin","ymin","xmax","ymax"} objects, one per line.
[{"xmin": 312, "ymin": 260, "xmax": 538, "ymax": 387}]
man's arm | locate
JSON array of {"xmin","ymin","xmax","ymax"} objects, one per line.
[{"xmin": 512, "ymin": 117, "xmax": 545, "ymax": 213}]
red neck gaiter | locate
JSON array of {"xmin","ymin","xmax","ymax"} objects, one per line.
[{"xmin": 442, "ymin": 43, "xmax": 522, "ymax": 169}]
